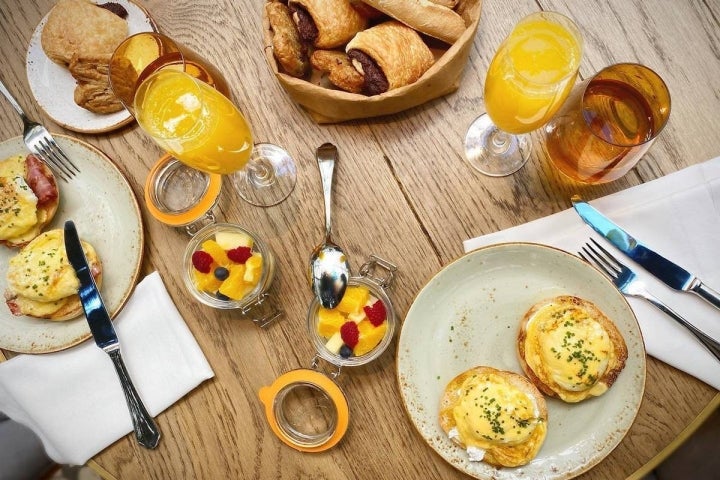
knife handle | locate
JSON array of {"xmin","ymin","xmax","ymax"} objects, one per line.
[
  {"xmin": 108, "ymin": 349, "xmax": 162, "ymax": 449},
  {"xmin": 644, "ymin": 293, "xmax": 720, "ymax": 362},
  {"xmin": 691, "ymin": 281, "xmax": 720, "ymax": 311}
]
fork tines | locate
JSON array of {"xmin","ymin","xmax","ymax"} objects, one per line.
[
  {"xmin": 33, "ymin": 137, "xmax": 80, "ymax": 182},
  {"xmin": 579, "ymin": 238, "xmax": 623, "ymax": 277}
]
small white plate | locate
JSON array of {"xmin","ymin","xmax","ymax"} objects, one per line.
[
  {"xmin": 0, "ymin": 135, "xmax": 144, "ymax": 353},
  {"xmin": 25, "ymin": 0, "xmax": 157, "ymax": 134},
  {"xmin": 397, "ymin": 243, "xmax": 646, "ymax": 480}
]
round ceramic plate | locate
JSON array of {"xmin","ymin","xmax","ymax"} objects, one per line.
[
  {"xmin": 397, "ymin": 243, "xmax": 646, "ymax": 480},
  {"xmin": 0, "ymin": 135, "xmax": 143, "ymax": 353},
  {"xmin": 26, "ymin": 0, "xmax": 157, "ymax": 134}
]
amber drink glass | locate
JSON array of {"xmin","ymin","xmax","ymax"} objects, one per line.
[{"xmin": 544, "ymin": 63, "xmax": 671, "ymax": 184}]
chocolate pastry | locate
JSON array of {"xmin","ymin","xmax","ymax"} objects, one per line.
[
  {"xmin": 311, "ymin": 50, "xmax": 365, "ymax": 94},
  {"xmin": 288, "ymin": 0, "xmax": 367, "ymax": 49},
  {"xmin": 267, "ymin": 1, "xmax": 310, "ymax": 77},
  {"xmin": 346, "ymin": 21, "xmax": 434, "ymax": 95}
]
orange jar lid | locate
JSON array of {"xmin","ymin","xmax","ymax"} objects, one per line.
[
  {"xmin": 144, "ymin": 154, "xmax": 222, "ymax": 227},
  {"xmin": 258, "ymin": 369, "xmax": 349, "ymax": 452}
]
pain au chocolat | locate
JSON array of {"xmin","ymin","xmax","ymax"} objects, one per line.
[
  {"xmin": 288, "ymin": 0, "xmax": 367, "ymax": 49},
  {"xmin": 346, "ymin": 21, "xmax": 434, "ymax": 95}
]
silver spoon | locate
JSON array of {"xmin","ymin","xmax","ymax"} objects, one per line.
[{"xmin": 309, "ymin": 143, "xmax": 350, "ymax": 309}]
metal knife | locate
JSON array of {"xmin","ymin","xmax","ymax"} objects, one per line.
[
  {"xmin": 64, "ymin": 221, "xmax": 161, "ymax": 449},
  {"xmin": 571, "ymin": 195, "xmax": 720, "ymax": 311}
]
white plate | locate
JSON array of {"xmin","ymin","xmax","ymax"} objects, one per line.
[
  {"xmin": 397, "ymin": 243, "xmax": 646, "ymax": 480},
  {"xmin": 0, "ymin": 135, "xmax": 143, "ymax": 353},
  {"xmin": 26, "ymin": 0, "xmax": 157, "ymax": 134}
]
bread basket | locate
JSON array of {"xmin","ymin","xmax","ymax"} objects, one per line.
[{"xmin": 262, "ymin": 0, "xmax": 483, "ymax": 124}]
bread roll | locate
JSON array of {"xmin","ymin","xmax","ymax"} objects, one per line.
[
  {"xmin": 361, "ymin": 0, "xmax": 466, "ymax": 44},
  {"xmin": 439, "ymin": 366, "xmax": 548, "ymax": 467},
  {"xmin": 346, "ymin": 21, "xmax": 434, "ymax": 95},
  {"xmin": 517, "ymin": 296, "xmax": 628, "ymax": 403},
  {"xmin": 288, "ymin": 0, "xmax": 367, "ymax": 48}
]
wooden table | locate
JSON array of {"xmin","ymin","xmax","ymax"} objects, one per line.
[{"xmin": 1, "ymin": 0, "xmax": 718, "ymax": 478}]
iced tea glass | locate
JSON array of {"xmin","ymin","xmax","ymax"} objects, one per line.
[{"xmin": 543, "ymin": 63, "xmax": 671, "ymax": 184}]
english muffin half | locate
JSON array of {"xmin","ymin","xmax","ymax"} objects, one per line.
[
  {"xmin": 0, "ymin": 154, "xmax": 60, "ymax": 248},
  {"xmin": 517, "ymin": 295, "xmax": 628, "ymax": 403},
  {"xmin": 439, "ymin": 366, "xmax": 548, "ymax": 467},
  {"xmin": 5, "ymin": 229, "xmax": 102, "ymax": 321}
]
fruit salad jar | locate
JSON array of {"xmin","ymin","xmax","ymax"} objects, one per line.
[
  {"xmin": 182, "ymin": 222, "xmax": 281, "ymax": 326},
  {"xmin": 145, "ymin": 154, "xmax": 222, "ymax": 236},
  {"xmin": 258, "ymin": 255, "xmax": 397, "ymax": 452}
]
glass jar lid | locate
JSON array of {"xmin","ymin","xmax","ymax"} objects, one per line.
[
  {"xmin": 144, "ymin": 154, "xmax": 222, "ymax": 227},
  {"xmin": 258, "ymin": 369, "xmax": 349, "ymax": 452}
]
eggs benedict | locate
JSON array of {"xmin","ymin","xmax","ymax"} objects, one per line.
[
  {"xmin": 4, "ymin": 229, "xmax": 102, "ymax": 321},
  {"xmin": 517, "ymin": 295, "xmax": 628, "ymax": 403},
  {"xmin": 0, "ymin": 154, "xmax": 59, "ymax": 248},
  {"xmin": 439, "ymin": 366, "xmax": 548, "ymax": 467}
]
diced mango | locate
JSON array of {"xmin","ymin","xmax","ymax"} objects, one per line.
[
  {"xmin": 336, "ymin": 286, "xmax": 370, "ymax": 314},
  {"xmin": 354, "ymin": 320, "xmax": 387, "ymax": 356},
  {"xmin": 218, "ymin": 264, "xmax": 249, "ymax": 300},
  {"xmin": 201, "ymin": 239, "xmax": 230, "ymax": 265},
  {"xmin": 193, "ymin": 268, "xmax": 222, "ymax": 293},
  {"xmin": 243, "ymin": 253, "xmax": 263, "ymax": 284},
  {"xmin": 215, "ymin": 231, "xmax": 254, "ymax": 250},
  {"xmin": 317, "ymin": 308, "xmax": 347, "ymax": 338}
]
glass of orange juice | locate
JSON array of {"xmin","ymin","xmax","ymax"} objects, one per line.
[
  {"xmin": 464, "ymin": 12, "xmax": 582, "ymax": 176},
  {"xmin": 110, "ymin": 32, "xmax": 296, "ymax": 208}
]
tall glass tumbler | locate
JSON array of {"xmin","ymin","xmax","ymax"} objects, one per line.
[{"xmin": 543, "ymin": 63, "xmax": 671, "ymax": 184}]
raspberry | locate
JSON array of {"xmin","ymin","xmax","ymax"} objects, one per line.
[
  {"xmin": 340, "ymin": 321, "xmax": 359, "ymax": 349},
  {"xmin": 363, "ymin": 301, "xmax": 387, "ymax": 326},
  {"xmin": 227, "ymin": 246, "xmax": 252, "ymax": 264},
  {"xmin": 191, "ymin": 250, "xmax": 213, "ymax": 273}
]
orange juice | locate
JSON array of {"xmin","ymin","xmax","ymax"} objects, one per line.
[
  {"xmin": 134, "ymin": 70, "xmax": 252, "ymax": 174},
  {"xmin": 484, "ymin": 14, "xmax": 582, "ymax": 134}
]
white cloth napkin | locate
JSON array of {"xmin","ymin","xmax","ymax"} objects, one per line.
[
  {"xmin": 0, "ymin": 271, "xmax": 215, "ymax": 465},
  {"xmin": 464, "ymin": 157, "xmax": 720, "ymax": 390}
]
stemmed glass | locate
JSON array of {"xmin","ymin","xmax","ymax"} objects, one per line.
[
  {"xmin": 464, "ymin": 12, "xmax": 583, "ymax": 176},
  {"xmin": 109, "ymin": 33, "xmax": 296, "ymax": 208}
]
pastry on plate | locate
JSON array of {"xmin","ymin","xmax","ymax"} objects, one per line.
[
  {"xmin": 288, "ymin": 0, "xmax": 368, "ymax": 49},
  {"xmin": 439, "ymin": 366, "xmax": 548, "ymax": 467},
  {"xmin": 41, "ymin": 0, "xmax": 129, "ymax": 66},
  {"xmin": 0, "ymin": 154, "xmax": 59, "ymax": 248},
  {"xmin": 4, "ymin": 229, "xmax": 103, "ymax": 321},
  {"xmin": 517, "ymin": 295, "xmax": 628, "ymax": 403},
  {"xmin": 346, "ymin": 20, "xmax": 434, "ymax": 95}
]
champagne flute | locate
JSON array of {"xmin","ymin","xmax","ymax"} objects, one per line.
[
  {"xmin": 110, "ymin": 32, "xmax": 296, "ymax": 208},
  {"xmin": 464, "ymin": 12, "xmax": 583, "ymax": 176}
]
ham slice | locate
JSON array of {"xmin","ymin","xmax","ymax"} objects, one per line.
[{"xmin": 25, "ymin": 154, "xmax": 58, "ymax": 206}]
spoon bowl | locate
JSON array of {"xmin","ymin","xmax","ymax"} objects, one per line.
[{"xmin": 309, "ymin": 143, "xmax": 350, "ymax": 309}]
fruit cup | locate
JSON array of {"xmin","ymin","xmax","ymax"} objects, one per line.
[
  {"xmin": 258, "ymin": 255, "xmax": 397, "ymax": 452},
  {"xmin": 182, "ymin": 222, "xmax": 280, "ymax": 326}
]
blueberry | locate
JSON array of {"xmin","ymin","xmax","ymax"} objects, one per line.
[
  {"xmin": 214, "ymin": 266, "xmax": 229, "ymax": 280},
  {"xmin": 339, "ymin": 344, "xmax": 353, "ymax": 358},
  {"xmin": 216, "ymin": 291, "xmax": 230, "ymax": 301}
]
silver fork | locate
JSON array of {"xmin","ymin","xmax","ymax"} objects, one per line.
[
  {"xmin": 0, "ymin": 78, "xmax": 79, "ymax": 182},
  {"xmin": 580, "ymin": 238, "xmax": 720, "ymax": 362}
]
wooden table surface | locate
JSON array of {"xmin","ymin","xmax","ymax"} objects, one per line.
[{"xmin": 1, "ymin": 0, "xmax": 719, "ymax": 478}]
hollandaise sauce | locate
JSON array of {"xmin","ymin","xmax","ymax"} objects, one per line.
[
  {"xmin": 452, "ymin": 373, "xmax": 539, "ymax": 449},
  {"xmin": 527, "ymin": 303, "xmax": 612, "ymax": 397}
]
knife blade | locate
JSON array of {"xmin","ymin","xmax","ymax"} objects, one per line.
[
  {"xmin": 571, "ymin": 195, "xmax": 720, "ymax": 311},
  {"xmin": 64, "ymin": 220, "xmax": 161, "ymax": 449}
]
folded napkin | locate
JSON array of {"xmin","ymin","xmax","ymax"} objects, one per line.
[
  {"xmin": 0, "ymin": 272, "xmax": 214, "ymax": 465},
  {"xmin": 464, "ymin": 157, "xmax": 720, "ymax": 390}
]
